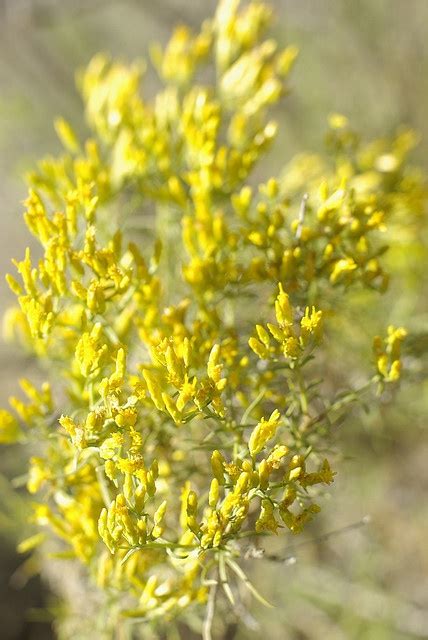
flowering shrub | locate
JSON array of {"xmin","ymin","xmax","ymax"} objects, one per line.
[{"xmin": 0, "ymin": 1, "xmax": 424, "ymax": 637}]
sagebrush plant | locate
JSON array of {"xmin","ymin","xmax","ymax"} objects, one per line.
[{"xmin": 0, "ymin": 0, "xmax": 423, "ymax": 637}]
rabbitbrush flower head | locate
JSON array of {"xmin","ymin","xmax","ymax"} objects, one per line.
[{"xmin": 0, "ymin": 0, "xmax": 423, "ymax": 637}]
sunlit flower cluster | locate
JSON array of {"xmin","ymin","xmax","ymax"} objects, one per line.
[{"xmin": 0, "ymin": 1, "xmax": 420, "ymax": 636}]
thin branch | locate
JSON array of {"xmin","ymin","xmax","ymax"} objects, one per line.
[
  {"xmin": 264, "ymin": 515, "xmax": 371, "ymax": 563},
  {"xmin": 202, "ymin": 577, "xmax": 218, "ymax": 640},
  {"xmin": 219, "ymin": 553, "xmax": 235, "ymax": 606},
  {"xmin": 226, "ymin": 559, "xmax": 273, "ymax": 608},
  {"xmin": 240, "ymin": 388, "xmax": 266, "ymax": 425}
]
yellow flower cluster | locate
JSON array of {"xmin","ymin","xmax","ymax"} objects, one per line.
[
  {"xmin": 373, "ymin": 326, "xmax": 407, "ymax": 383},
  {"xmin": 249, "ymin": 283, "xmax": 323, "ymax": 360},
  {"xmin": 0, "ymin": 0, "xmax": 416, "ymax": 635}
]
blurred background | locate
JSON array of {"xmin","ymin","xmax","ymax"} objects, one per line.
[{"xmin": 0, "ymin": 1, "xmax": 427, "ymax": 638}]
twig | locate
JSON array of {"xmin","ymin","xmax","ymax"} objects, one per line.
[
  {"xmin": 240, "ymin": 388, "xmax": 266, "ymax": 425},
  {"xmin": 226, "ymin": 558, "xmax": 273, "ymax": 608},
  {"xmin": 219, "ymin": 553, "xmax": 235, "ymax": 606},
  {"xmin": 202, "ymin": 576, "xmax": 218, "ymax": 640},
  {"xmin": 264, "ymin": 516, "xmax": 371, "ymax": 563}
]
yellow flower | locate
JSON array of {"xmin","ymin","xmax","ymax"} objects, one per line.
[
  {"xmin": 0, "ymin": 410, "xmax": 21, "ymax": 444},
  {"xmin": 249, "ymin": 409, "xmax": 281, "ymax": 456}
]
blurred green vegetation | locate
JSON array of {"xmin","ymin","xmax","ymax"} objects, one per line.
[{"xmin": 0, "ymin": 1, "xmax": 427, "ymax": 638}]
